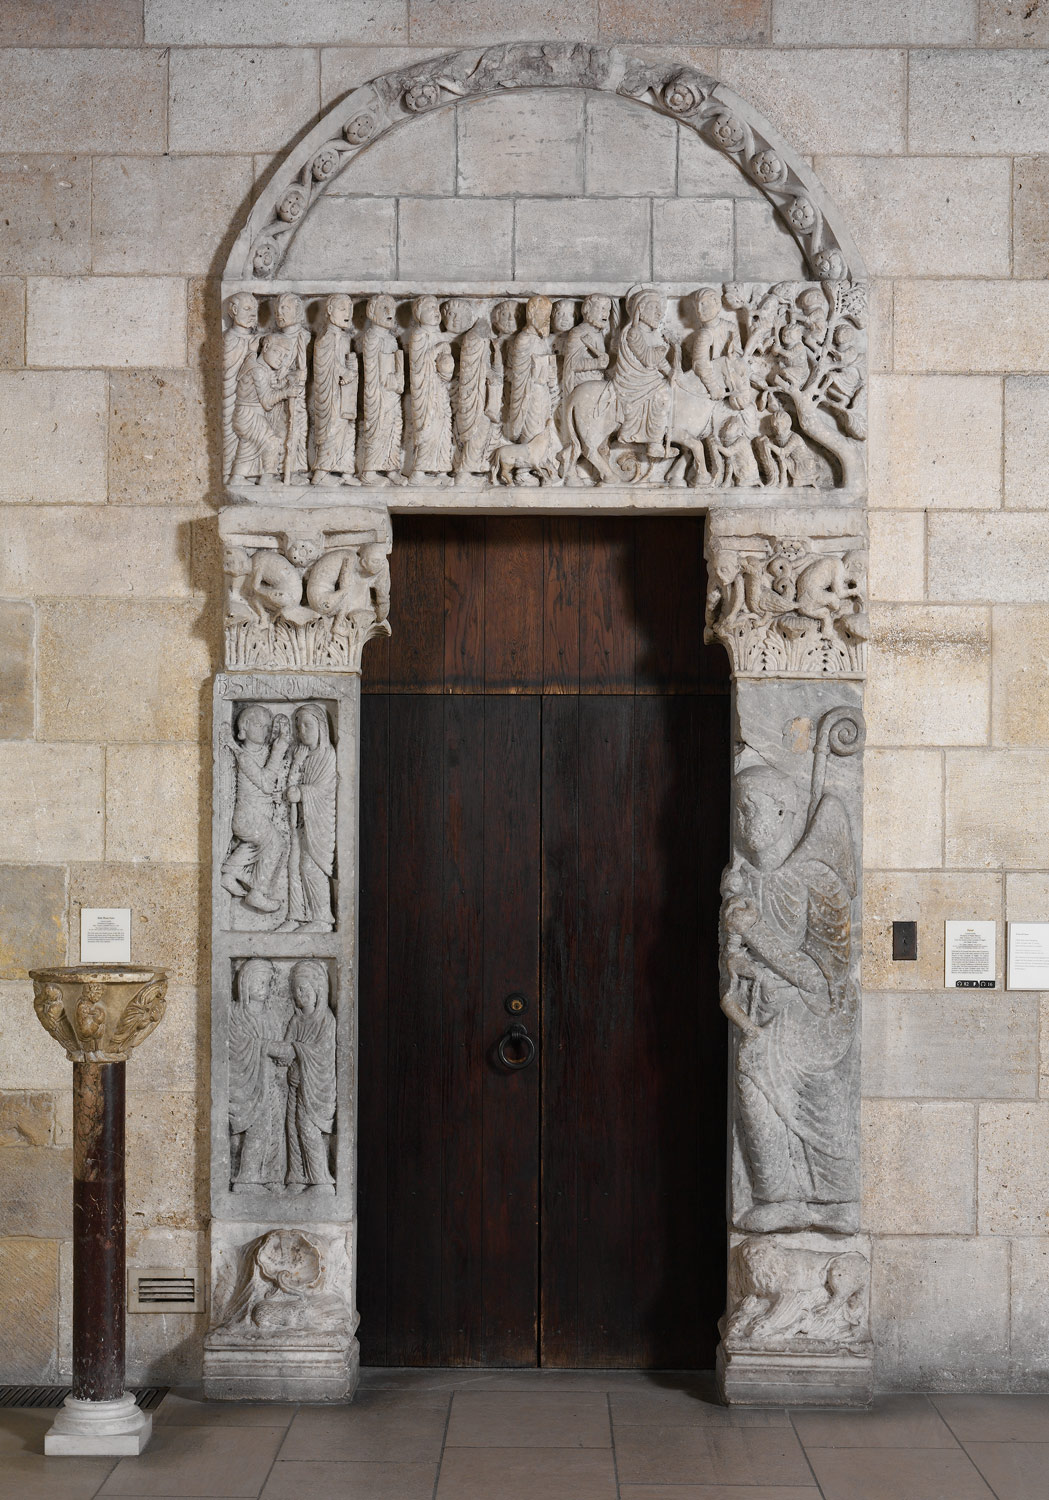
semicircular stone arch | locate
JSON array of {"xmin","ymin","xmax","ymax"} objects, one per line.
[{"xmin": 210, "ymin": 41, "xmax": 873, "ymax": 1415}]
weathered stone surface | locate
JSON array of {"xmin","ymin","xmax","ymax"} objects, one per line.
[
  {"xmin": 981, "ymin": 0, "xmax": 1049, "ymax": 41},
  {"xmin": 146, "ymin": 0, "xmax": 407, "ymax": 43},
  {"xmin": 677, "ymin": 125, "xmax": 764, "ymax": 197},
  {"xmin": 39, "ymin": 600, "xmax": 211, "ymax": 743},
  {"xmin": 515, "ymin": 198, "xmax": 651, "ymax": 282},
  {"xmin": 0, "ymin": 744, "xmax": 103, "ymax": 862},
  {"xmin": 127, "ymin": 1091, "xmax": 204, "ymax": 1229},
  {"xmin": 946, "ymin": 750, "xmax": 1049, "ymax": 866},
  {"xmin": 278, "ymin": 196, "xmax": 396, "ymax": 282},
  {"xmin": 27, "ymin": 276, "xmax": 187, "ymax": 369},
  {"xmin": 979, "ymin": 1104, "xmax": 1049, "ymax": 1235},
  {"xmin": 0, "ymin": 155, "xmax": 90, "ymax": 275},
  {"xmin": 863, "ymin": 992, "xmax": 1038, "ymax": 1100},
  {"xmin": 719, "ymin": 47, "xmax": 906, "ymax": 154},
  {"xmin": 0, "ymin": 48, "xmax": 165, "ymax": 153},
  {"xmin": 867, "ymin": 279, "xmax": 893, "ymax": 376},
  {"xmin": 457, "ymin": 90, "xmax": 585, "ymax": 197},
  {"xmin": 814, "ymin": 156, "xmax": 1009, "ymax": 278},
  {"xmin": 910, "ymin": 48, "xmax": 1049, "ymax": 154},
  {"xmin": 1010, "ymin": 1240, "xmax": 1049, "ymax": 1386},
  {"xmin": 862, "ymin": 871, "xmax": 1002, "ymax": 992},
  {"xmin": 169, "ymin": 48, "xmax": 321, "ymax": 154},
  {"xmin": 991, "ymin": 607, "xmax": 1049, "ymax": 747},
  {"xmin": 601, "ymin": 0, "xmax": 769, "ymax": 43},
  {"xmin": 0, "ymin": 371, "xmax": 107, "ymax": 502},
  {"xmin": 652, "ymin": 198, "xmax": 733, "ymax": 281},
  {"xmin": 0, "ymin": 1237, "xmax": 59, "ymax": 1383},
  {"xmin": 0, "ymin": 507, "xmax": 192, "ymax": 599},
  {"xmin": 0, "ymin": 279, "xmax": 24, "ymax": 369},
  {"xmin": 867, "ymin": 511, "xmax": 925, "ymax": 602},
  {"xmin": 872, "ymin": 1237, "xmax": 1009, "ymax": 1389},
  {"xmin": 895, "ymin": 281, "xmax": 1049, "ymax": 373},
  {"xmin": 774, "ymin": 0, "xmax": 976, "ymax": 43},
  {"xmin": 69, "ymin": 863, "xmax": 203, "ymax": 987},
  {"xmin": 106, "ymin": 744, "xmax": 204, "ymax": 864},
  {"xmin": 0, "ymin": 983, "xmax": 71, "ymax": 1090},
  {"xmin": 929, "ymin": 514, "xmax": 1049, "ymax": 604},
  {"xmin": 734, "ymin": 199, "xmax": 808, "ymax": 279},
  {"xmin": 410, "ymin": 0, "xmax": 599, "ymax": 43},
  {"xmin": 0, "ymin": 1146, "xmax": 72, "ymax": 1236},
  {"xmin": 1004, "ymin": 375, "xmax": 1049, "ymax": 509},
  {"xmin": 864, "ymin": 604, "xmax": 990, "ymax": 747},
  {"xmin": 0, "ymin": 0, "xmax": 142, "ymax": 44},
  {"xmin": 1006, "ymin": 872, "xmax": 1049, "ymax": 924},
  {"xmin": 320, "ymin": 46, "xmax": 436, "ymax": 106},
  {"xmin": 862, "ymin": 1100, "xmax": 976, "ymax": 1234},
  {"xmin": 325, "ymin": 108, "xmax": 455, "ymax": 196},
  {"xmin": 863, "ymin": 749, "xmax": 942, "ymax": 869},
  {"xmin": 398, "ymin": 197, "xmax": 513, "ymax": 281},
  {"xmin": 585, "ymin": 93, "xmax": 677, "ymax": 197},
  {"xmin": 109, "ymin": 368, "xmax": 210, "ymax": 506},
  {"xmin": 0, "ymin": 865, "xmax": 66, "ymax": 981},
  {"xmin": 128, "ymin": 1307, "xmax": 207, "ymax": 1386},
  {"xmin": 1014, "ymin": 156, "xmax": 1049, "ymax": 278},
  {"xmin": 0, "ymin": 600, "xmax": 34, "ymax": 740},
  {"xmin": 868, "ymin": 374, "xmax": 1001, "ymax": 510},
  {"xmin": 0, "ymin": 1092, "xmax": 54, "ymax": 1147},
  {"xmin": 93, "ymin": 157, "xmax": 254, "ymax": 277}
]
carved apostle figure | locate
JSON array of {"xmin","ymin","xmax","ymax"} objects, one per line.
[
  {"xmin": 222, "ymin": 293, "xmax": 259, "ymax": 481},
  {"xmin": 559, "ymin": 292, "xmax": 611, "ymax": 400},
  {"xmin": 359, "ymin": 293, "xmax": 405, "ymax": 485},
  {"xmin": 279, "ymin": 704, "xmax": 336, "ymax": 933},
  {"xmin": 612, "ymin": 288, "xmax": 672, "ymax": 459},
  {"xmin": 507, "ymin": 295, "xmax": 559, "ymax": 446},
  {"xmin": 263, "ymin": 293, "xmax": 310, "ymax": 483},
  {"xmin": 688, "ymin": 286, "xmax": 744, "ymax": 401},
  {"xmin": 755, "ymin": 410, "xmax": 822, "ymax": 487},
  {"xmin": 444, "ymin": 298, "xmax": 498, "ymax": 483},
  {"xmin": 310, "ymin": 294, "xmax": 359, "ymax": 486},
  {"xmin": 230, "ymin": 343, "xmax": 304, "ymax": 485},
  {"xmin": 229, "ymin": 958, "xmax": 287, "ymax": 1191},
  {"xmin": 407, "ymin": 294, "xmax": 454, "ymax": 483},
  {"xmin": 720, "ymin": 708, "xmax": 863, "ymax": 1235},
  {"xmin": 283, "ymin": 960, "xmax": 337, "ymax": 1193},
  {"xmin": 221, "ymin": 704, "xmax": 290, "ymax": 914}
]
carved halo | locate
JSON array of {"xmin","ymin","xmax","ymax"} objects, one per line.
[{"xmin": 225, "ymin": 43, "xmax": 867, "ymax": 286}]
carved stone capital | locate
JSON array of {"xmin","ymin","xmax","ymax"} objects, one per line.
[
  {"xmin": 220, "ymin": 503, "xmax": 392, "ymax": 673},
  {"xmin": 29, "ymin": 965, "xmax": 168, "ymax": 1064},
  {"xmin": 704, "ymin": 509, "xmax": 868, "ymax": 679}
]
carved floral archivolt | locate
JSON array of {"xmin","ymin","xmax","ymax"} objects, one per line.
[{"xmin": 222, "ymin": 282, "xmax": 867, "ymax": 498}]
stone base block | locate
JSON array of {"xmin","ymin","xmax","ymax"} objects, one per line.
[
  {"xmin": 202, "ymin": 1333, "xmax": 359, "ymax": 1403},
  {"xmin": 44, "ymin": 1394, "xmax": 152, "ymax": 1455},
  {"xmin": 717, "ymin": 1343, "xmax": 873, "ymax": 1407}
]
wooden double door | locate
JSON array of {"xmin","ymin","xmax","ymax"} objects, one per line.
[{"xmin": 358, "ymin": 516, "xmax": 730, "ymax": 1368}]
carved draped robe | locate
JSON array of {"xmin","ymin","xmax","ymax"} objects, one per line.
[
  {"xmin": 408, "ymin": 323, "xmax": 453, "ymax": 474},
  {"xmin": 732, "ymin": 795, "xmax": 859, "ymax": 1222},
  {"xmin": 613, "ymin": 322, "xmax": 670, "ymax": 445},
  {"xmin": 508, "ymin": 327, "xmax": 558, "ymax": 444},
  {"xmin": 453, "ymin": 323, "xmax": 496, "ymax": 471},
  {"xmin": 285, "ymin": 1002, "xmax": 337, "ymax": 1186},
  {"xmin": 287, "ymin": 737, "xmax": 336, "ymax": 929},
  {"xmin": 311, "ymin": 324, "xmax": 358, "ymax": 475},
  {"xmin": 360, "ymin": 323, "xmax": 403, "ymax": 473}
]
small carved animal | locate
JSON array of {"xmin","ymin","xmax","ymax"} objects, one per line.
[{"xmin": 490, "ymin": 431, "xmax": 560, "ymax": 486}]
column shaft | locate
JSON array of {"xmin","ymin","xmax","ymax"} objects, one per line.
[{"xmin": 72, "ymin": 1060, "xmax": 126, "ymax": 1402}]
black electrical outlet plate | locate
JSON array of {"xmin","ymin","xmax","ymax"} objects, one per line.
[{"xmin": 892, "ymin": 920, "xmax": 918, "ymax": 962}]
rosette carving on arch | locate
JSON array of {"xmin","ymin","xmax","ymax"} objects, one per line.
[{"xmin": 230, "ymin": 43, "xmax": 863, "ymax": 286}]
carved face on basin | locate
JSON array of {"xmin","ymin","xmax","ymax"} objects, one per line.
[{"xmin": 735, "ymin": 766, "xmax": 796, "ymax": 867}]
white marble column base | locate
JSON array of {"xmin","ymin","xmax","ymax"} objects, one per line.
[
  {"xmin": 717, "ymin": 1344, "xmax": 873, "ymax": 1408},
  {"xmin": 44, "ymin": 1393, "xmax": 152, "ymax": 1455}
]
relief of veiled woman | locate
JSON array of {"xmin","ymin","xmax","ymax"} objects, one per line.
[
  {"xmin": 280, "ymin": 704, "xmax": 336, "ymax": 933},
  {"xmin": 284, "ymin": 959, "xmax": 337, "ymax": 1193}
]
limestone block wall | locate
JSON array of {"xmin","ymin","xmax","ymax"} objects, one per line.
[{"xmin": 0, "ymin": 0, "xmax": 1047, "ymax": 1391}]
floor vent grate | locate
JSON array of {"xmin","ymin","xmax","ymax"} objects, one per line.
[{"xmin": 0, "ymin": 1386, "xmax": 167, "ymax": 1411}]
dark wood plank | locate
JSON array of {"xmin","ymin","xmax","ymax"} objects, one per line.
[
  {"xmin": 440, "ymin": 694, "xmax": 486, "ymax": 1362},
  {"xmin": 543, "ymin": 516, "xmax": 581, "ymax": 693},
  {"xmin": 445, "ymin": 517, "xmax": 485, "ymax": 693},
  {"xmin": 388, "ymin": 516, "xmax": 446, "ymax": 692},
  {"xmin": 578, "ymin": 516, "xmax": 634, "ymax": 693},
  {"xmin": 634, "ymin": 517, "xmax": 703, "ymax": 694},
  {"xmin": 482, "ymin": 695, "xmax": 542, "ymax": 1363},
  {"xmin": 357, "ymin": 694, "xmax": 389, "ymax": 1363},
  {"xmin": 484, "ymin": 516, "xmax": 544, "ymax": 692}
]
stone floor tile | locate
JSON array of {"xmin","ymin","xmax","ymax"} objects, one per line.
[
  {"xmin": 964, "ymin": 1441, "xmax": 1049, "ymax": 1499},
  {"xmin": 278, "ymin": 1393, "xmax": 449, "ymax": 1461},
  {"xmin": 446, "ymin": 1390, "xmax": 611, "ymax": 1447},
  {"xmin": 614, "ymin": 1425, "xmax": 813, "ymax": 1486},
  {"xmin": 932, "ymin": 1393, "xmax": 1049, "ymax": 1441},
  {"xmin": 97, "ymin": 1424, "xmax": 284, "ymax": 1496},
  {"xmin": 435, "ymin": 1446, "xmax": 618, "ymax": 1499},
  {"xmin": 620, "ymin": 1489, "xmax": 817, "ymax": 1499},
  {"xmin": 0, "ymin": 1454, "xmax": 118, "ymax": 1500},
  {"xmin": 0, "ymin": 1405, "xmax": 54, "ymax": 1452},
  {"xmin": 805, "ymin": 1445, "xmax": 995, "ymax": 1499},
  {"xmin": 611, "ymin": 1385, "xmax": 790, "ymax": 1426},
  {"xmin": 358, "ymin": 1366, "xmax": 658, "ymax": 1391},
  {"xmin": 261, "ymin": 1459, "xmax": 438, "ymax": 1499},
  {"xmin": 155, "ymin": 1392, "xmax": 297, "ymax": 1428},
  {"xmin": 791, "ymin": 1393, "xmax": 959, "ymax": 1448}
]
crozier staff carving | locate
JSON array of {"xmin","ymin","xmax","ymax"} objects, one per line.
[
  {"xmin": 213, "ymin": 1229, "xmax": 350, "ymax": 1335},
  {"xmin": 705, "ymin": 532, "xmax": 868, "ymax": 677},
  {"xmin": 228, "ymin": 958, "xmax": 337, "ymax": 1194},
  {"xmin": 721, "ymin": 707, "xmax": 864, "ymax": 1235},
  {"xmin": 221, "ymin": 282, "xmax": 866, "ymax": 496},
  {"xmin": 722, "ymin": 1235, "xmax": 871, "ymax": 1354}
]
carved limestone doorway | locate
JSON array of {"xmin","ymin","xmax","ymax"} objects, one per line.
[{"xmin": 206, "ymin": 44, "xmax": 871, "ymax": 1407}]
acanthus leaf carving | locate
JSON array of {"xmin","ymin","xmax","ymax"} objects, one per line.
[{"xmin": 30, "ymin": 968, "xmax": 169, "ymax": 1065}]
